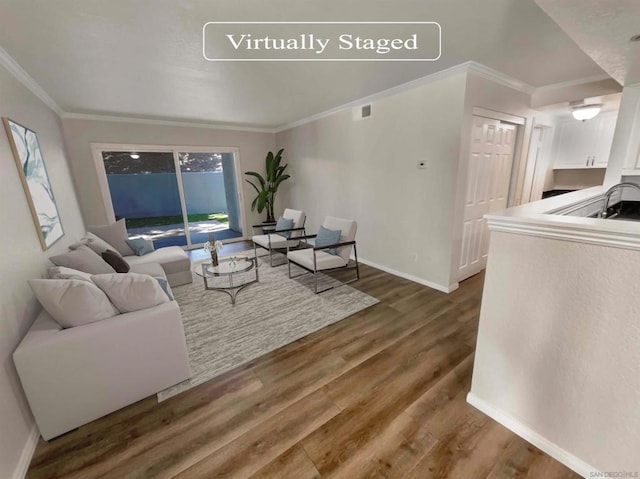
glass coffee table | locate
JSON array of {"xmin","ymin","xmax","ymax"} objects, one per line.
[{"xmin": 195, "ymin": 256, "xmax": 259, "ymax": 305}]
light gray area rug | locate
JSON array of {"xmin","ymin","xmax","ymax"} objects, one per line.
[{"xmin": 157, "ymin": 251, "xmax": 378, "ymax": 401}]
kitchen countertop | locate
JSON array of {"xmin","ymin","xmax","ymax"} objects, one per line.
[{"xmin": 485, "ymin": 185, "xmax": 640, "ymax": 251}]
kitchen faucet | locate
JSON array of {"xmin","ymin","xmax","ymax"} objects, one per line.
[{"xmin": 598, "ymin": 182, "xmax": 640, "ymax": 218}]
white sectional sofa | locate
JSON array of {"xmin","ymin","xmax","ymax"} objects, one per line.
[
  {"xmin": 14, "ymin": 300, "xmax": 190, "ymax": 440},
  {"xmin": 14, "ymin": 222, "xmax": 194, "ymax": 440},
  {"xmin": 83, "ymin": 218, "xmax": 192, "ymax": 287},
  {"xmin": 14, "ymin": 261, "xmax": 191, "ymax": 440}
]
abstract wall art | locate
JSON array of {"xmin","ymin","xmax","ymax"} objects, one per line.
[{"xmin": 3, "ymin": 118, "xmax": 64, "ymax": 249}]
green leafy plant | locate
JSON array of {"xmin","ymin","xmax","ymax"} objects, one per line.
[{"xmin": 245, "ymin": 148, "xmax": 290, "ymax": 223}]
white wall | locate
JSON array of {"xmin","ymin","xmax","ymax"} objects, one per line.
[
  {"xmin": 276, "ymin": 73, "xmax": 468, "ymax": 291},
  {"xmin": 470, "ymin": 231, "xmax": 640, "ymax": 474},
  {"xmin": 552, "ymin": 169, "xmax": 605, "ymax": 190},
  {"xmin": 61, "ymin": 119, "xmax": 276, "ymax": 234},
  {"xmin": 0, "ymin": 67, "xmax": 85, "ymax": 478},
  {"xmin": 531, "ymin": 77, "xmax": 621, "ymax": 109},
  {"xmin": 606, "ymin": 86, "xmax": 640, "ymax": 184}
]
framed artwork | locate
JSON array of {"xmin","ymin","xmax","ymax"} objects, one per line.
[{"xmin": 3, "ymin": 118, "xmax": 64, "ymax": 250}]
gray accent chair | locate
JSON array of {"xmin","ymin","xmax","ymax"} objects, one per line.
[
  {"xmin": 252, "ymin": 208, "xmax": 306, "ymax": 266},
  {"xmin": 287, "ymin": 216, "xmax": 360, "ymax": 294}
]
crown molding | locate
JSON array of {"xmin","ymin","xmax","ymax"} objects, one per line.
[
  {"xmin": 0, "ymin": 44, "xmax": 275, "ymax": 133},
  {"xmin": 465, "ymin": 61, "xmax": 536, "ymax": 95},
  {"xmin": 534, "ymin": 72, "xmax": 616, "ymax": 93},
  {"xmin": 275, "ymin": 61, "xmax": 535, "ymax": 133},
  {"xmin": 6, "ymin": 40, "xmax": 599, "ymax": 136},
  {"xmin": 61, "ymin": 112, "xmax": 277, "ymax": 134},
  {"xmin": 0, "ymin": 45, "xmax": 63, "ymax": 116},
  {"xmin": 275, "ymin": 62, "xmax": 470, "ymax": 133}
]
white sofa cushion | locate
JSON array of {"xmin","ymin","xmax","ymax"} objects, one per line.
[
  {"xmin": 48, "ymin": 266, "xmax": 93, "ymax": 283},
  {"xmin": 88, "ymin": 219, "xmax": 135, "ymax": 256},
  {"xmin": 287, "ymin": 249, "xmax": 347, "ymax": 271},
  {"xmin": 70, "ymin": 232, "xmax": 118, "ymax": 256},
  {"xmin": 123, "ymin": 246, "xmax": 190, "ymax": 276},
  {"xmin": 253, "ymin": 233, "xmax": 300, "ymax": 249},
  {"xmin": 92, "ymin": 273, "xmax": 170, "ymax": 313},
  {"xmin": 49, "ymin": 245, "xmax": 115, "ymax": 274},
  {"xmin": 129, "ymin": 263, "xmax": 174, "ymax": 299},
  {"xmin": 28, "ymin": 279, "xmax": 120, "ymax": 329},
  {"xmin": 129, "ymin": 262, "xmax": 166, "ymax": 278},
  {"xmin": 86, "ymin": 232, "xmax": 118, "ymax": 255}
]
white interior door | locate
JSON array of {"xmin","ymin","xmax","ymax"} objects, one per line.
[
  {"xmin": 522, "ymin": 126, "xmax": 551, "ymax": 203},
  {"xmin": 530, "ymin": 126, "xmax": 548, "ymax": 202},
  {"xmin": 458, "ymin": 116, "xmax": 517, "ymax": 281}
]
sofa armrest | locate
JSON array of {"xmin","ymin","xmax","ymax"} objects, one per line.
[
  {"xmin": 17, "ymin": 301, "xmax": 178, "ymax": 349},
  {"xmin": 14, "ymin": 302, "xmax": 190, "ymax": 440}
]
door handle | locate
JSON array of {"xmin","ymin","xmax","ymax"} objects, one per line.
[
  {"xmin": 591, "ymin": 156, "xmax": 596, "ymax": 166},
  {"xmin": 586, "ymin": 156, "xmax": 590, "ymax": 167}
]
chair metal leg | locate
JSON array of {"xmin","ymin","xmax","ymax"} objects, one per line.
[
  {"xmin": 354, "ymin": 242, "xmax": 360, "ymax": 280},
  {"xmin": 312, "ymin": 244, "xmax": 360, "ymax": 294}
]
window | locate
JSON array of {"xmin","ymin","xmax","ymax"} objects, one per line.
[{"xmin": 94, "ymin": 145, "xmax": 244, "ymax": 248}]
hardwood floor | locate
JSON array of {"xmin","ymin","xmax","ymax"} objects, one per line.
[{"xmin": 26, "ymin": 242, "xmax": 579, "ymax": 478}]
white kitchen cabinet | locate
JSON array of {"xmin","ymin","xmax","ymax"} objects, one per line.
[
  {"xmin": 593, "ymin": 114, "xmax": 618, "ymax": 167},
  {"xmin": 553, "ymin": 112, "xmax": 618, "ymax": 169}
]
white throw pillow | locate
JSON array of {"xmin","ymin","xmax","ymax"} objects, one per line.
[
  {"xmin": 69, "ymin": 232, "xmax": 118, "ymax": 256},
  {"xmin": 91, "ymin": 273, "xmax": 170, "ymax": 313},
  {"xmin": 49, "ymin": 245, "xmax": 115, "ymax": 274},
  {"xmin": 29, "ymin": 279, "xmax": 120, "ymax": 329},
  {"xmin": 88, "ymin": 219, "xmax": 135, "ymax": 256},
  {"xmin": 48, "ymin": 266, "xmax": 94, "ymax": 283}
]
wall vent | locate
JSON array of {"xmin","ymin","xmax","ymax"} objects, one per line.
[{"xmin": 353, "ymin": 104, "xmax": 372, "ymax": 121}]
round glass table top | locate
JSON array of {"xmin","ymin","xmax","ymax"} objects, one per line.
[{"xmin": 196, "ymin": 256, "xmax": 254, "ymax": 277}]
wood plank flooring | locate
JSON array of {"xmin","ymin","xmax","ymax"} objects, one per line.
[{"xmin": 26, "ymin": 242, "xmax": 579, "ymax": 478}]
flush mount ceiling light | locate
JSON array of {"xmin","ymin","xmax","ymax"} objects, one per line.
[
  {"xmin": 130, "ymin": 153, "xmax": 140, "ymax": 159},
  {"xmin": 572, "ymin": 104, "xmax": 602, "ymax": 122}
]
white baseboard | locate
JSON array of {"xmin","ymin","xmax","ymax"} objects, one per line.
[
  {"xmin": 12, "ymin": 423, "xmax": 39, "ymax": 479},
  {"xmin": 466, "ymin": 392, "xmax": 598, "ymax": 478},
  {"xmin": 356, "ymin": 256, "xmax": 458, "ymax": 293}
]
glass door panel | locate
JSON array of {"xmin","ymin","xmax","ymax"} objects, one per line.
[
  {"xmin": 178, "ymin": 152, "xmax": 243, "ymax": 246},
  {"xmin": 102, "ymin": 151, "xmax": 188, "ymax": 247}
]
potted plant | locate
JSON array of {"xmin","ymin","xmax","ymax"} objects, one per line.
[{"xmin": 245, "ymin": 149, "xmax": 290, "ymax": 223}]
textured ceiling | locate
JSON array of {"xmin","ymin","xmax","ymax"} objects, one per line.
[
  {"xmin": 0, "ymin": 0, "xmax": 608, "ymax": 128},
  {"xmin": 535, "ymin": 0, "xmax": 640, "ymax": 86}
]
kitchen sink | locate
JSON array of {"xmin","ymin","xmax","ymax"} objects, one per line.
[{"xmin": 587, "ymin": 200, "xmax": 640, "ymax": 220}]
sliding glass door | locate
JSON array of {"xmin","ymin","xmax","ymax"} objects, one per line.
[
  {"xmin": 98, "ymin": 146, "xmax": 243, "ymax": 248},
  {"xmin": 178, "ymin": 151, "xmax": 242, "ymax": 245}
]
